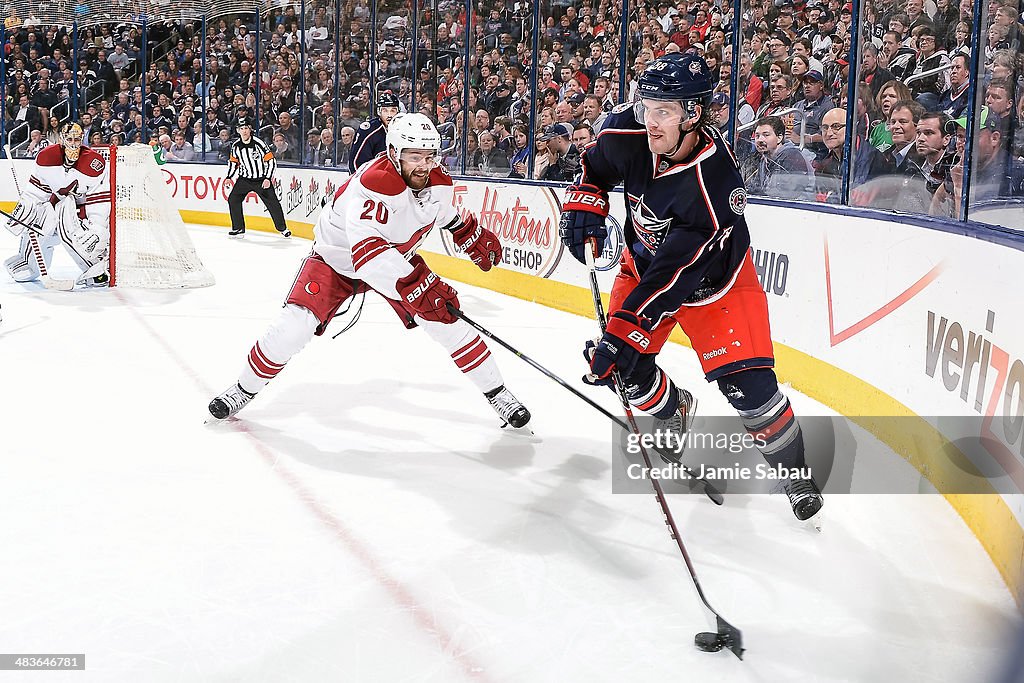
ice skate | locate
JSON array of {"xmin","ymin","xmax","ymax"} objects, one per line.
[
  {"xmin": 651, "ymin": 388, "xmax": 697, "ymax": 464},
  {"xmin": 279, "ymin": 228, "xmax": 292, "ymax": 238},
  {"xmin": 485, "ymin": 385, "xmax": 531, "ymax": 429},
  {"xmin": 208, "ymin": 383, "xmax": 255, "ymax": 420},
  {"xmin": 774, "ymin": 473, "xmax": 824, "ymax": 525},
  {"xmin": 228, "ymin": 227, "xmax": 245, "ymax": 237}
]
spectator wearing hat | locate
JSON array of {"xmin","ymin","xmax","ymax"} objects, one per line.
[
  {"xmin": 792, "ymin": 69, "xmax": 836, "ymax": 156},
  {"xmin": 709, "ymin": 92, "xmax": 731, "ymax": 133},
  {"xmin": 538, "ymin": 122, "xmax": 580, "ymax": 182},
  {"xmin": 967, "ymin": 107, "xmax": 1020, "ymax": 202},
  {"xmin": 225, "ymin": 118, "xmax": 291, "ymax": 238},
  {"xmin": 277, "ymin": 75, "xmax": 297, "ymax": 112},
  {"xmin": 566, "ymin": 91, "xmax": 586, "ymax": 122},
  {"xmin": 775, "ymin": 1, "xmax": 800, "ymax": 41}
]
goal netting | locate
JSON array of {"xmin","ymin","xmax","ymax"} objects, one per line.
[{"xmin": 100, "ymin": 144, "xmax": 215, "ymax": 289}]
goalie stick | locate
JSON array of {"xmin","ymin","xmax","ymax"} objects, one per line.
[
  {"xmin": 584, "ymin": 240, "xmax": 744, "ymax": 660},
  {"xmin": 3, "ymin": 144, "xmax": 77, "ymax": 291}
]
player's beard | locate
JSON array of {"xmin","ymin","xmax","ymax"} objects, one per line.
[{"xmin": 403, "ymin": 165, "xmax": 430, "ymax": 191}]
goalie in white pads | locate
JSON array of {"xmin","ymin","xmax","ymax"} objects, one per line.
[
  {"xmin": 208, "ymin": 113, "xmax": 531, "ymax": 428},
  {"xmin": 4, "ymin": 123, "xmax": 111, "ymax": 287}
]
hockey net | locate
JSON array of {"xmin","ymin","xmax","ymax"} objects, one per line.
[{"xmin": 99, "ymin": 144, "xmax": 215, "ymax": 288}]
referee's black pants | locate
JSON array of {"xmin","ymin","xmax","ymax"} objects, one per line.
[{"xmin": 228, "ymin": 177, "xmax": 289, "ymax": 233}]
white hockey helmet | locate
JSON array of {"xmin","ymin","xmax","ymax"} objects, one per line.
[{"xmin": 386, "ymin": 113, "xmax": 441, "ymax": 170}]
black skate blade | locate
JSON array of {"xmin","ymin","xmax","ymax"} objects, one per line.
[{"xmin": 499, "ymin": 420, "xmax": 536, "ymax": 437}]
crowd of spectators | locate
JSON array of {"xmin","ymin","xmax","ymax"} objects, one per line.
[{"xmin": 1, "ymin": 0, "xmax": 1020, "ymax": 222}]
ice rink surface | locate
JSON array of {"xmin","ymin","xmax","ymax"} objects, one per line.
[{"xmin": 1, "ymin": 225, "xmax": 1019, "ymax": 682}]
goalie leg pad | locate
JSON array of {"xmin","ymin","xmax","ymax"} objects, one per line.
[
  {"xmin": 4, "ymin": 231, "xmax": 57, "ymax": 282},
  {"xmin": 419, "ymin": 316, "xmax": 503, "ymax": 393},
  {"xmin": 56, "ymin": 202, "xmax": 108, "ymax": 272},
  {"xmin": 237, "ymin": 303, "xmax": 320, "ymax": 394}
]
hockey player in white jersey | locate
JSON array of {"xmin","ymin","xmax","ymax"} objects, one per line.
[
  {"xmin": 208, "ymin": 113, "xmax": 531, "ymax": 428},
  {"xmin": 4, "ymin": 123, "xmax": 111, "ymax": 287}
]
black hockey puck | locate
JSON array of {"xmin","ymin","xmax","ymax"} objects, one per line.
[{"xmin": 694, "ymin": 631, "xmax": 726, "ymax": 652}]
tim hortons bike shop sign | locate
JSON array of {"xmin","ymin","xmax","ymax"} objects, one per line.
[{"xmin": 439, "ymin": 184, "xmax": 564, "ymax": 278}]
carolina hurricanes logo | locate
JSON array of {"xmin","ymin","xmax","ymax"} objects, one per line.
[
  {"xmin": 305, "ymin": 281, "xmax": 321, "ymax": 295},
  {"xmin": 627, "ymin": 193, "xmax": 672, "ymax": 254}
]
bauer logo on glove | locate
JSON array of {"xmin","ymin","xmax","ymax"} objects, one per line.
[{"xmin": 451, "ymin": 214, "xmax": 502, "ymax": 272}]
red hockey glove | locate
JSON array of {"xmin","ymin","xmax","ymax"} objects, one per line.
[
  {"xmin": 559, "ymin": 183, "xmax": 610, "ymax": 264},
  {"xmin": 49, "ymin": 179, "xmax": 80, "ymax": 207},
  {"xmin": 396, "ymin": 259, "xmax": 460, "ymax": 324},
  {"xmin": 451, "ymin": 214, "xmax": 501, "ymax": 272},
  {"xmin": 583, "ymin": 311, "xmax": 652, "ymax": 386}
]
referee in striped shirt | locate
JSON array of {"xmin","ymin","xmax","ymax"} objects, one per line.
[{"xmin": 226, "ymin": 118, "xmax": 291, "ymax": 238}]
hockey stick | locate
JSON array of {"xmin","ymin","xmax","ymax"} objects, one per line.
[
  {"xmin": 584, "ymin": 240, "xmax": 744, "ymax": 659},
  {"xmin": 3, "ymin": 145, "xmax": 76, "ymax": 291},
  {"xmin": 446, "ymin": 304, "xmax": 724, "ymax": 506}
]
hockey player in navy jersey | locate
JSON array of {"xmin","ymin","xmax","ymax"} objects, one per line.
[
  {"xmin": 558, "ymin": 53, "xmax": 822, "ymax": 521},
  {"xmin": 348, "ymin": 90, "xmax": 401, "ymax": 173}
]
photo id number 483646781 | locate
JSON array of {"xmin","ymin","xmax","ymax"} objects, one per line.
[{"xmin": 0, "ymin": 654, "xmax": 85, "ymax": 670}]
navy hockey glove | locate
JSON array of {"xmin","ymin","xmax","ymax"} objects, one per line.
[
  {"xmin": 583, "ymin": 311, "xmax": 652, "ymax": 387},
  {"xmin": 396, "ymin": 259, "xmax": 460, "ymax": 324},
  {"xmin": 559, "ymin": 183, "xmax": 609, "ymax": 264},
  {"xmin": 451, "ymin": 214, "xmax": 502, "ymax": 271}
]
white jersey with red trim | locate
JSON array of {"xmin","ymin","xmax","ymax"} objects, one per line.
[
  {"xmin": 313, "ymin": 155, "xmax": 460, "ymax": 300},
  {"xmin": 24, "ymin": 143, "xmax": 111, "ymax": 233}
]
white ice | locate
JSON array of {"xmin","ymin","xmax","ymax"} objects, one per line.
[{"xmin": 0, "ymin": 225, "xmax": 1019, "ymax": 682}]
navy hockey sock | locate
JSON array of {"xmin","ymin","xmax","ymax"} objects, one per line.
[{"xmin": 718, "ymin": 369, "xmax": 805, "ymax": 471}]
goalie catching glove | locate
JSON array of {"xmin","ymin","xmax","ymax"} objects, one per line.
[
  {"xmin": 396, "ymin": 256, "xmax": 460, "ymax": 324},
  {"xmin": 450, "ymin": 214, "xmax": 501, "ymax": 272},
  {"xmin": 559, "ymin": 182, "xmax": 609, "ymax": 264},
  {"xmin": 583, "ymin": 310, "xmax": 653, "ymax": 387}
]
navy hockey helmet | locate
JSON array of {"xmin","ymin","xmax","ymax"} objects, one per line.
[
  {"xmin": 637, "ymin": 53, "xmax": 714, "ymax": 116},
  {"xmin": 376, "ymin": 90, "xmax": 400, "ymax": 109}
]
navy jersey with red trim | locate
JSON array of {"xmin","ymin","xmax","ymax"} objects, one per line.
[
  {"xmin": 580, "ymin": 107, "xmax": 750, "ymax": 324},
  {"xmin": 348, "ymin": 118, "xmax": 387, "ymax": 172}
]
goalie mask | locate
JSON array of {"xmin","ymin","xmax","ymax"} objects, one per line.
[{"xmin": 61, "ymin": 123, "xmax": 84, "ymax": 163}]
